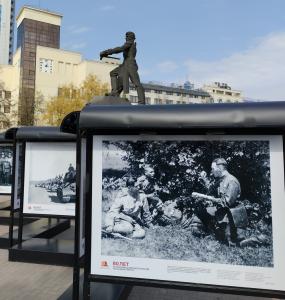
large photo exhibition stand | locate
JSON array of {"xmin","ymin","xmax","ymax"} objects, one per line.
[
  {"xmin": 67, "ymin": 101, "xmax": 285, "ymax": 300},
  {"xmin": 7, "ymin": 127, "xmax": 76, "ymax": 266}
]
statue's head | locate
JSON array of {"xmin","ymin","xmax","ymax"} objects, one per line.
[{"xmin": 126, "ymin": 31, "xmax": 136, "ymax": 41}]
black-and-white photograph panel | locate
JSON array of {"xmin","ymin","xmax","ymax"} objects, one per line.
[
  {"xmin": 23, "ymin": 142, "xmax": 76, "ymax": 216},
  {"xmin": 91, "ymin": 135, "xmax": 285, "ymax": 291},
  {"xmin": 0, "ymin": 144, "xmax": 13, "ymax": 194}
]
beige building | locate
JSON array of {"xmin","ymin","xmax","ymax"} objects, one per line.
[
  {"xmin": 34, "ymin": 47, "xmax": 118, "ymax": 102},
  {"xmin": 202, "ymin": 82, "xmax": 243, "ymax": 103},
  {"xmin": 0, "ymin": 61, "xmax": 20, "ymax": 128}
]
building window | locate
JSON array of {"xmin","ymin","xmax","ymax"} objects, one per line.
[
  {"xmin": 154, "ymin": 98, "xmax": 162, "ymax": 104},
  {"xmin": 154, "ymin": 90, "xmax": 162, "ymax": 94},
  {"xmin": 5, "ymin": 91, "xmax": 11, "ymax": 99},
  {"xmin": 146, "ymin": 97, "xmax": 151, "ymax": 104},
  {"xmin": 166, "ymin": 91, "xmax": 173, "ymax": 95},
  {"xmin": 4, "ymin": 105, "xmax": 11, "ymax": 113},
  {"xmin": 71, "ymin": 89, "xmax": 77, "ymax": 98},
  {"xmin": 166, "ymin": 100, "xmax": 173, "ymax": 105},
  {"xmin": 58, "ymin": 88, "xmax": 63, "ymax": 96},
  {"xmin": 129, "ymin": 95, "xmax": 138, "ymax": 103}
]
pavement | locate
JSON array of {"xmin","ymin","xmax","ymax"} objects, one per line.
[{"xmin": 0, "ymin": 249, "xmax": 73, "ymax": 300}]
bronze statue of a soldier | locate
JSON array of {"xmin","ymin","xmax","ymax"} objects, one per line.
[{"xmin": 100, "ymin": 31, "xmax": 146, "ymax": 104}]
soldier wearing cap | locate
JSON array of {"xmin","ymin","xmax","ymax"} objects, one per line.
[
  {"xmin": 190, "ymin": 158, "xmax": 270, "ymax": 247},
  {"xmin": 100, "ymin": 31, "xmax": 146, "ymax": 104},
  {"xmin": 190, "ymin": 158, "xmax": 242, "ymax": 244},
  {"xmin": 105, "ymin": 185, "xmax": 152, "ymax": 239},
  {"xmin": 211, "ymin": 158, "xmax": 241, "ymax": 207}
]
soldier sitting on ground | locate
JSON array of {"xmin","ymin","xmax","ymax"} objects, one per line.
[
  {"xmin": 135, "ymin": 165, "xmax": 165, "ymax": 223},
  {"xmin": 189, "ymin": 158, "xmax": 268, "ymax": 247},
  {"xmin": 104, "ymin": 183, "xmax": 153, "ymax": 239}
]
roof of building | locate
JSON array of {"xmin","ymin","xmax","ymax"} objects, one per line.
[
  {"xmin": 16, "ymin": 6, "xmax": 63, "ymax": 21},
  {"xmin": 131, "ymin": 83, "xmax": 210, "ymax": 97}
]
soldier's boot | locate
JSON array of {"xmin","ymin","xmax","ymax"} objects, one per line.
[
  {"xmin": 113, "ymin": 220, "xmax": 133, "ymax": 236},
  {"xmin": 240, "ymin": 234, "xmax": 268, "ymax": 248},
  {"xmin": 132, "ymin": 224, "xmax": 145, "ymax": 239},
  {"xmin": 189, "ymin": 223, "xmax": 207, "ymax": 238}
]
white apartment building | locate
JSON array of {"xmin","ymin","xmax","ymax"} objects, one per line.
[
  {"xmin": 202, "ymin": 82, "xmax": 242, "ymax": 103},
  {"xmin": 0, "ymin": 0, "xmax": 15, "ymax": 64},
  {"xmin": 129, "ymin": 82, "xmax": 211, "ymax": 104}
]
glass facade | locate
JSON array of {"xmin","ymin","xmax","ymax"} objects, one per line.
[
  {"xmin": 18, "ymin": 18, "xmax": 60, "ymax": 125},
  {"xmin": 0, "ymin": 5, "xmax": 2, "ymax": 29}
]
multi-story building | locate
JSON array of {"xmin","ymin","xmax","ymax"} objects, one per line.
[
  {"xmin": 16, "ymin": 6, "xmax": 62, "ymax": 125},
  {"xmin": 0, "ymin": 0, "xmax": 15, "ymax": 65},
  {"xmin": 129, "ymin": 82, "xmax": 211, "ymax": 104},
  {"xmin": 202, "ymin": 82, "xmax": 242, "ymax": 103},
  {"xmin": 0, "ymin": 6, "xmax": 120, "ymax": 127}
]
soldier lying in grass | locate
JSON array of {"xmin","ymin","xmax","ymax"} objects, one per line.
[{"xmin": 104, "ymin": 185, "xmax": 152, "ymax": 239}]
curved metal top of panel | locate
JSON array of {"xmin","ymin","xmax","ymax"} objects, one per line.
[
  {"xmin": 4, "ymin": 127, "xmax": 18, "ymax": 140},
  {"xmin": 78, "ymin": 101, "xmax": 285, "ymax": 130},
  {"xmin": 60, "ymin": 111, "xmax": 80, "ymax": 134},
  {"xmin": 0, "ymin": 131, "xmax": 13, "ymax": 143},
  {"xmin": 16, "ymin": 126, "xmax": 76, "ymax": 141}
]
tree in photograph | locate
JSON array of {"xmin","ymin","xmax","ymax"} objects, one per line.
[
  {"xmin": 104, "ymin": 140, "xmax": 271, "ymax": 224},
  {"xmin": 43, "ymin": 75, "xmax": 108, "ymax": 126}
]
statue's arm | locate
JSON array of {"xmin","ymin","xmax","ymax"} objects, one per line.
[{"xmin": 100, "ymin": 42, "xmax": 132, "ymax": 57}]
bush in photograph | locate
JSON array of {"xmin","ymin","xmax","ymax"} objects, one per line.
[{"xmin": 103, "ymin": 140, "xmax": 271, "ymax": 225}]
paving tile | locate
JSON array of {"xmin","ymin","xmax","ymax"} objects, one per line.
[{"xmin": 0, "ymin": 249, "xmax": 72, "ymax": 300}]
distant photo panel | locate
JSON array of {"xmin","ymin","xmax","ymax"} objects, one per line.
[
  {"xmin": 23, "ymin": 142, "xmax": 76, "ymax": 216},
  {"xmin": 0, "ymin": 144, "xmax": 13, "ymax": 194}
]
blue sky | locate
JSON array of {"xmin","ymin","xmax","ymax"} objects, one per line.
[{"xmin": 16, "ymin": 0, "xmax": 285, "ymax": 100}]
